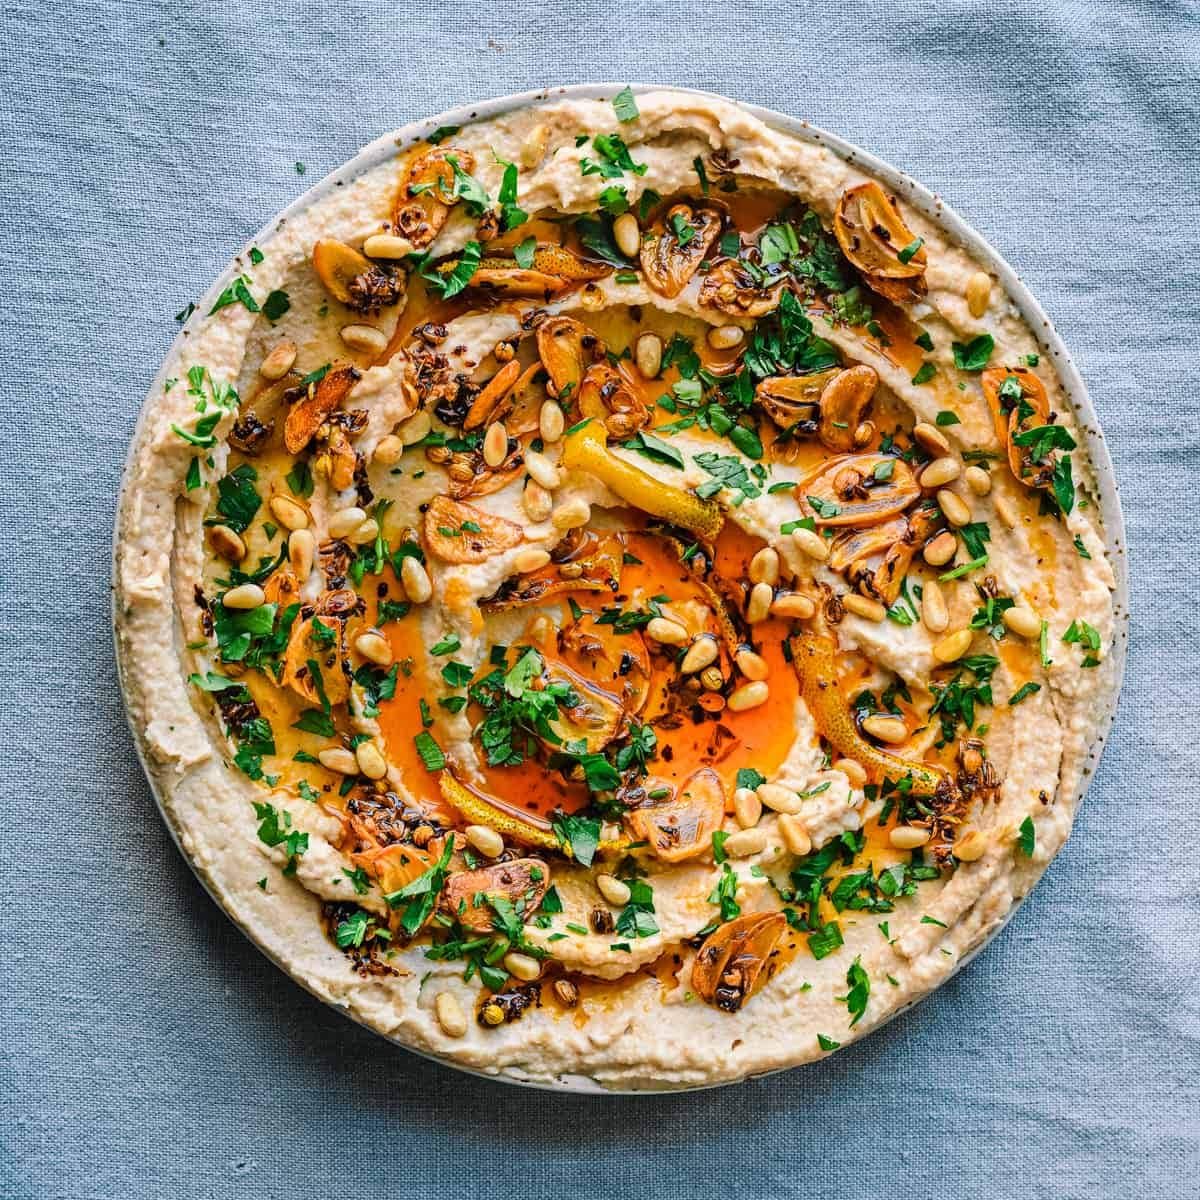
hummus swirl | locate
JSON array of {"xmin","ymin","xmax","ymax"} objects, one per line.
[{"xmin": 115, "ymin": 88, "xmax": 1118, "ymax": 1090}]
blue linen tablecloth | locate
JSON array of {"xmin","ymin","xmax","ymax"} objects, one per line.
[{"xmin": 1, "ymin": 2, "xmax": 1197, "ymax": 1196}]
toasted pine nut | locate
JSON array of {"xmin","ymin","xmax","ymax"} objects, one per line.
[
  {"xmin": 207, "ymin": 524, "xmax": 246, "ymax": 562},
  {"xmin": 269, "ymin": 494, "xmax": 310, "ymax": 532},
  {"xmin": 595, "ymin": 873, "xmax": 631, "ymax": 906},
  {"xmin": 260, "ymin": 340, "xmax": 297, "ymax": 380},
  {"xmin": 994, "ymin": 494, "xmax": 1018, "ymax": 529},
  {"xmin": 363, "ymin": 232, "xmax": 414, "ymax": 259},
  {"xmin": 933, "ymin": 628, "xmax": 973, "ymax": 663},
  {"xmin": 843, "ymin": 594, "xmax": 887, "ymax": 622},
  {"xmin": 834, "ymin": 758, "xmax": 867, "ymax": 789},
  {"xmin": 354, "ymin": 631, "xmax": 392, "ymax": 666},
  {"xmin": 733, "ymin": 787, "xmax": 762, "ymax": 829},
  {"xmin": 680, "ymin": 635, "xmax": 719, "ymax": 674},
  {"xmin": 757, "ymin": 783, "xmax": 802, "ymax": 814},
  {"xmin": 355, "ymin": 740, "xmax": 388, "ymax": 780},
  {"xmin": 922, "ymin": 578, "xmax": 949, "ymax": 633},
  {"xmin": 771, "ymin": 593, "xmax": 817, "ymax": 620},
  {"xmin": 435, "ymin": 991, "xmax": 468, "ymax": 1038},
  {"xmin": 222, "ymin": 583, "xmax": 265, "ymax": 610},
  {"xmin": 288, "ymin": 528, "xmax": 315, "ymax": 579},
  {"xmin": 348, "ymin": 518, "xmax": 379, "ymax": 546},
  {"xmin": 792, "ymin": 527, "xmax": 829, "ymax": 561},
  {"xmin": 746, "ymin": 582, "xmax": 774, "ymax": 624},
  {"xmin": 913, "ymin": 422, "xmax": 951, "ymax": 457},
  {"xmin": 734, "ymin": 648, "xmax": 768, "ymax": 681},
  {"xmin": 340, "ymin": 323, "xmax": 387, "ymax": 355},
  {"xmin": 964, "ymin": 465, "xmax": 992, "ymax": 495},
  {"xmin": 503, "ymin": 952, "xmax": 542, "ymax": 982},
  {"xmin": 777, "ymin": 814, "xmax": 812, "ymax": 856},
  {"xmin": 513, "ymin": 547, "xmax": 551, "ymax": 574},
  {"xmin": 550, "ymin": 497, "xmax": 590, "ymax": 531},
  {"xmin": 646, "ymin": 616, "xmax": 689, "ymax": 646},
  {"xmin": 937, "ymin": 489, "xmax": 972, "ymax": 527},
  {"xmin": 920, "ymin": 456, "xmax": 961, "ymax": 489},
  {"xmin": 890, "ymin": 825, "xmax": 932, "ymax": 850},
  {"xmin": 613, "ymin": 212, "xmax": 640, "ymax": 258},
  {"xmin": 398, "ymin": 409, "xmax": 432, "ymax": 446},
  {"xmin": 1003, "ymin": 604, "xmax": 1042, "ymax": 639},
  {"xmin": 525, "ymin": 449, "xmax": 561, "ymax": 490},
  {"xmin": 728, "ymin": 681, "xmax": 769, "ymax": 712},
  {"xmin": 635, "ymin": 332, "xmax": 663, "ymax": 379},
  {"xmin": 318, "ymin": 747, "xmax": 358, "ymax": 775},
  {"xmin": 722, "ymin": 828, "xmax": 766, "ymax": 858},
  {"xmin": 328, "ymin": 506, "xmax": 366, "ymax": 539},
  {"xmin": 512, "ymin": 482, "xmax": 549, "ymax": 526},
  {"xmin": 862, "ymin": 714, "xmax": 908, "ymax": 744},
  {"xmin": 465, "ymin": 824, "xmax": 504, "ymax": 858},
  {"xmin": 965, "ymin": 271, "xmax": 992, "ymax": 318},
  {"xmin": 483, "ymin": 421, "xmax": 509, "ymax": 468},
  {"xmin": 707, "ymin": 324, "xmax": 744, "ymax": 350},
  {"xmin": 373, "ymin": 434, "xmax": 405, "ymax": 466},
  {"xmin": 400, "ymin": 556, "xmax": 432, "ymax": 604},
  {"xmin": 539, "ymin": 400, "xmax": 565, "ymax": 443},
  {"xmin": 519, "ymin": 122, "xmax": 549, "ymax": 168},
  {"xmin": 749, "ymin": 547, "xmax": 780, "ymax": 587},
  {"xmin": 923, "ymin": 531, "xmax": 958, "ymax": 566},
  {"xmin": 954, "ymin": 830, "xmax": 988, "ymax": 861}
]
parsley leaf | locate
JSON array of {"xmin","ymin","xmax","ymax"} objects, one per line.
[
  {"xmin": 842, "ymin": 956, "xmax": 870, "ymax": 1025},
  {"xmin": 210, "ymin": 274, "xmax": 259, "ymax": 315},
  {"xmin": 413, "ymin": 731, "xmax": 446, "ymax": 771},
  {"xmin": 624, "ymin": 430, "xmax": 685, "ymax": 470},
  {"xmin": 551, "ymin": 812, "xmax": 601, "ymax": 867},
  {"xmin": 952, "ymin": 334, "xmax": 995, "ymax": 371},
  {"xmin": 614, "ymin": 878, "xmax": 658, "ymax": 938},
  {"xmin": 385, "ymin": 836, "xmax": 455, "ymax": 936},
  {"xmin": 213, "ymin": 464, "xmax": 261, "ymax": 532},
  {"xmin": 612, "ymin": 86, "xmax": 639, "ymax": 123},
  {"xmin": 1018, "ymin": 816, "xmax": 1036, "ymax": 857}
]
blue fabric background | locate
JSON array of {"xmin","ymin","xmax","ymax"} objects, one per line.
[{"xmin": 2, "ymin": 1, "xmax": 1197, "ymax": 1196}]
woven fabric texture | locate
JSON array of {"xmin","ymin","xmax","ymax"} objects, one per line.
[{"xmin": 1, "ymin": 2, "xmax": 1197, "ymax": 1197}]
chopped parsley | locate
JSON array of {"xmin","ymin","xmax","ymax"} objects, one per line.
[
  {"xmin": 580, "ymin": 133, "xmax": 647, "ymax": 179},
  {"xmin": 385, "ymin": 836, "xmax": 454, "ymax": 936},
  {"xmin": 951, "ymin": 333, "xmax": 995, "ymax": 371},
  {"xmin": 210, "ymin": 275, "xmax": 259, "ymax": 315},
  {"xmin": 612, "ymin": 86, "xmax": 639, "ymax": 123},
  {"xmin": 1063, "ymin": 619, "xmax": 1102, "ymax": 666},
  {"xmin": 262, "ymin": 289, "xmax": 291, "ymax": 322},
  {"xmin": 413, "ymin": 731, "xmax": 446, "ymax": 771},
  {"xmin": 694, "ymin": 451, "xmax": 762, "ymax": 503},
  {"xmin": 929, "ymin": 654, "xmax": 999, "ymax": 744},
  {"xmin": 840, "ymin": 956, "xmax": 870, "ymax": 1026},
  {"xmin": 708, "ymin": 864, "xmax": 741, "ymax": 921},
  {"xmin": 614, "ymin": 878, "xmax": 658, "ymax": 938},
  {"xmin": 551, "ymin": 812, "xmax": 602, "ymax": 867},
  {"xmin": 253, "ymin": 800, "xmax": 307, "ymax": 874},
  {"xmin": 1018, "ymin": 816, "xmax": 1036, "ymax": 857},
  {"xmin": 624, "ymin": 430, "xmax": 685, "ymax": 470},
  {"xmin": 213, "ymin": 464, "xmax": 261, "ymax": 532}
]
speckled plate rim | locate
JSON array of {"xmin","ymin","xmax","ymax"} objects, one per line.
[{"xmin": 113, "ymin": 82, "xmax": 1130, "ymax": 1095}]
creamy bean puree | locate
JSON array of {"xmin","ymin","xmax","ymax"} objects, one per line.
[{"xmin": 115, "ymin": 88, "xmax": 1117, "ymax": 1089}]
